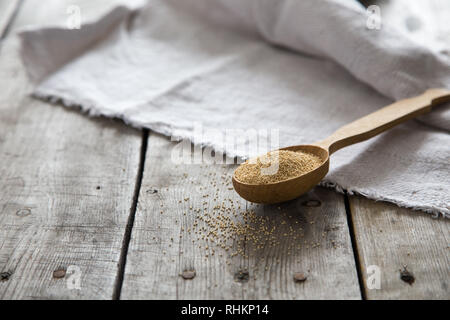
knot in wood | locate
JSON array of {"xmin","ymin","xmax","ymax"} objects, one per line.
[{"xmin": 16, "ymin": 208, "xmax": 31, "ymax": 217}]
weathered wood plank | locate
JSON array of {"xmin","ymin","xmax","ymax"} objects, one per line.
[
  {"xmin": 121, "ymin": 133, "xmax": 361, "ymax": 299},
  {"xmin": 349, "ymin": 196, "xmax": 450, "ymax": 299},
  {"xmin": 0, "ymin": 0, "xmax": 141, "ymax": 299}
]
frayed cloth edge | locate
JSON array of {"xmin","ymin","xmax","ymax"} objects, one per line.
[
  {"xmin": 320, "ymin": 180, "xmax": 449, "ymax": 218},
  {"xmin": 33, "ymin": 89, "xmax": 450, "ymax": 219}
]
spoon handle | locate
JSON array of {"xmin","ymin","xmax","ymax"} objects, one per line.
[{"xmin": 315, "ymin": 88, "xmax": 450, "ymax": 155}]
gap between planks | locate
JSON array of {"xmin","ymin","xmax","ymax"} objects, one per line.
[
  {"xmin": 113, "ymin": 129, "xmax": 149, "ymax": 300},
  {"xmin": 344, "ymin": 194, "xmax": 367, "ymax": 300}
]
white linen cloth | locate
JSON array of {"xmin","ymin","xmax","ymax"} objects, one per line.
[{"xmin": 19, "ymin": 0, "xmax": 450, "ymax": 216}]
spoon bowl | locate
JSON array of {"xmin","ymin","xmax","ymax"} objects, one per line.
[{"xmin": 232, "ymin": 145, "xmax": 329, "ymax": 204}]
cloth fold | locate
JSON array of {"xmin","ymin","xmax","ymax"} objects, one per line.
[{"xmin": 19, "ymin": 0, "xmax": 450, "ymax": 215}]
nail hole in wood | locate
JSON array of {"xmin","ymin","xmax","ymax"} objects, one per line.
[
  {"xmin": 181, "ymin": 270, "xmax": 196, "ymax": 280},
  {"xmin": 234, "ymin": 270, "xmax": 249, "ymax": 283},
  {"xmin": 0, "ymin": 271, "xmax": 12, "ymax": 282},
  {"xmin": 53, "ymin": 269, "xmax": 66, "ymax": 279},
  {"xmin": 400, "ymin": 266, "xmax": 415, "ymax": 285},
  {"xmin": 16, "ymin": 208, "xmax": 31, "ymax": 217},
  {"xmin": 293, "ymin": 272, "xmax": 307, "ymax": 283}
]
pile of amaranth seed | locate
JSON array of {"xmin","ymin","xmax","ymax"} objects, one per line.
[{"xmin": 234, "ymin": 150, "xmax": 322, "ymax": 184}]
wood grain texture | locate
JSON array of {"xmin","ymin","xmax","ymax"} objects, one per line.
[
  {"xmin": 121, "ymin": 133, "xmax": 361, "ymax": 299},
  {"xmin": 0, "ymin": 0, "xmax": 141, "ymax": 299},
  {"xmin": 349, "ymin": 196, "xmax": 450, "ymax": 299}
]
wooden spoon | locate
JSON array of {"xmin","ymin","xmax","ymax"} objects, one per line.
[{"xmin": 232, "ymin": 88, "xmax": 450, "ymax": 204}]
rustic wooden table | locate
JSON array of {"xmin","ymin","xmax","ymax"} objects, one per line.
[{"xmin": 0, "ymin": 0, "xmax": 448, "ymax": 300}]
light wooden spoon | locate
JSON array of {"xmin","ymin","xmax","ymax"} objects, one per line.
[{"xmin": 232, "ymin": 88, "xmax": 450, "ymax": 204}]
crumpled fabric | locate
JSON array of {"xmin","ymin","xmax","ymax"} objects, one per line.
[{"xmin": 19, "ymin": 0, "xmax": 450, "ymax": 216}]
